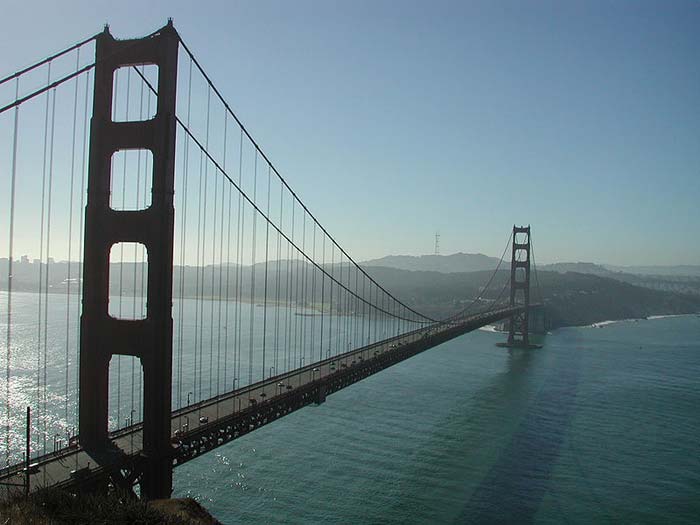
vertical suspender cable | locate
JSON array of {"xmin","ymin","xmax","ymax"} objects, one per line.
[
  {"xmin": 64, "ymin": 49, "xmax": 80, "ymax": 428},
  {"xmin": 310, "ymin": 223, "xmax": 316, "ymax": 362},
  {"xmin": 223, "ymin": 114, "xmax": 233, "ymax": 394},
  {"xmin": 274, "ymin": 181, "xmax": 283, "ymax": 374},
  {"xmin": 300, "ymin": 210, "xmax": 306, "ymax": 369},
  {"xmin": 362, "ymin": 277, "xmax": 366, "ymax": 347},
  {"xmin": 130, "ymin": 65, "xmax": 147, "ymax": 430},
  {"xmin": 200, "ymin": 87, "xmax": 211, "ymax": 401},
  {"xmin": 344, "ymin": 260, "xmax": 350, "ymax": 352},
  {"xmin": 36, "ymin": 63, "xmax": 51, "ymax": 455},
  {"xmin": 195, "ymin": 87, "xmax": 211, "ymax": 403},
  {"xmin": 224, "ymin": 128, "xmax": 233, "ymax": 393},
  {"xmin": 116, "ymin": 67, "xmax": 132, "ymax": 430},
  {"xmin": 218, "ymin": 112, "xmax": 228, "ymax": 399},
  {"xmin": 328, "ymin": 243, "xmax": 334, "ymax": 359},
  {"xmin": 5, "ymin": 77, "xmax": 20, "ymax": 466},
  {"xmin": 343, "ymin": 258, "xmax": 349, "ymax": 353},
  {"xmin": 235, "ymin": 129, "xmax": 244, "ymax": 394},
  {"xmin": 320, "ymin": 234, "xmax": 326, "ymax": 362},
  {"xmin": 335, "ymin": 254, "xmax": 342, "ymax": 356},
  {"xmin": 248, "ymin": 150, "xmax": 258, "ymax": 385},
  {"xmin": 139, "ymin": 77, "xmax": 151, "ymax": 420},
  {"xmin": 209, "ymin": 101, "xmax": 219, "ymax": 401},
  {"xmin": 176, "ymin": 57, "xmax": 193, "ymax": 417},
  {"xmin": 354, "ymin": 267, "xmax": 359, "ymax": 348},
  {"xmin": 261, "ymin": 166, "xmax": 271, "ymax": 382},
  {"xmin": 336, "ymin": 259, "xmax": 340, "ymax": 347},
  {"xmin": 285, "ymin": 202, "xmax": 293, "ymax": 373},
  {"xmin": 75, "ymin": 69, "xmax": 90, "ymax": 433},
  {"xmin": 369, "ymin": 280, "xmax": 373, "ymax": 346},
  {"xmin": 193, "ymin": 125, "xmax": 202, "ymax": 403},
  {"xmin": 43, "ymin": 85, "xmax": 57, "ymax": 454},
  {"xmin": 291, "ymin": 205, "xmax": 298, "ymax": 371}
]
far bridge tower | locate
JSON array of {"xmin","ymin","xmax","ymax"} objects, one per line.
[{"xmin": 498, "ymin": 225, "xmax": 541, "ymax": 349}]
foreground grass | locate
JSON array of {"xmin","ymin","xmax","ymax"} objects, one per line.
[{"xmin": 0, "ymin": 489, "xmax": 220, "ymax": 524}]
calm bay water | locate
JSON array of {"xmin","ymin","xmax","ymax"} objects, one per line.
[
  {"xmin": 2, "ymin": 291, "xmax": 698, "ymax": 522},
  {"xmin": 173, "ymin": 316, "xmax": 700, "ymax": 524},
  {"xmin": 0, "ymin": 290, "xmax": 403, "ymax": 461}
]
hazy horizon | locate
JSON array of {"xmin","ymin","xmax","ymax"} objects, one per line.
[{"xmin": 2, "ymin": 250, "xmax": 699, "ymax": 271}]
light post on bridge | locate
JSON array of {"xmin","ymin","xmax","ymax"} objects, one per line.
[
  {"xmin": 264, "ymin": 367, "xmax": 275, "ymax": 400},
  {"xmin": 187, "ymin": 391, "xmax": 193, "ymax": 407},
  {"xmin": 129, "ymin": 409, "xmax": 136, "ymax": 452}
]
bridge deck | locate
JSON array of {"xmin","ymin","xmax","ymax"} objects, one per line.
[{"xmin": 0, "ymin": 305, "xmax": 528, "ymax": 497}]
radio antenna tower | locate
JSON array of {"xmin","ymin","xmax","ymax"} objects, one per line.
[{"xmin": 434, "ymin": 233, "xmax": 440, "ymax": 255}]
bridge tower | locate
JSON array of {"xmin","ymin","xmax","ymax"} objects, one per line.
[
  {"xmin": 79, "ymin": 22, "xmax": 178, "ymax": 498},
  {"xmin": 506, "ymin": 225, "xmax": 532, "ymax": 347}
]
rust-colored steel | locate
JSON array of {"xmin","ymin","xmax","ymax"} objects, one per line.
[
  {"xmin": 79, "ymin": 21, "xmax": 178, "ymax": 499},
  {"xmin": 507, "ymin": 225, "xmax": 531, "ymax": 346}
]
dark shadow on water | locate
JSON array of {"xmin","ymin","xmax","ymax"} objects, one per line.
[{"xmin": 460, "ymin": 344, "xmax": 581, "ymax": 524}]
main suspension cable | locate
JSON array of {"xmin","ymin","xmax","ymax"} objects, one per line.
[
  {"xmin": 174, "ymin": 35, "xmax": 435, "ymax": 324},
  {"xmin": 441, "ymin": 230, "xmax": 513, "ymax": 324},
  {"xmin": 0, "ymin": 33, "xmax": 97, "ymax": 87}
]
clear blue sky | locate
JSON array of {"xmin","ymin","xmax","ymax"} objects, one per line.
[{"xmin": 1, "ymin": 0, "xmax": 699, "ymax": 265}]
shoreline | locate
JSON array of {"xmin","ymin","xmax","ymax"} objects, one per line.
[
  {"xmin": 2, "ymin": 290, "xmax": 698, "ymax": 331},
  {"xmin": 585, "ymin": 313, "xmax": 698, "ymax": 329},
  {"xmin": 479, "ymin": 312, "xmax": 699, "ymax": 334}
]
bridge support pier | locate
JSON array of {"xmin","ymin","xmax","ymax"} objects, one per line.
[
  {"xmin": 315, "ymin": 382, "xmax": 327, "ymax": 405},
  {"xmin": 79, "ymin": 22, "xmax": 179, "ymax": 499}
]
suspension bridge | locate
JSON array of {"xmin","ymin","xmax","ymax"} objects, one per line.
[{"xmin": 0, "ymin": 22, "xmax": 542, "ymax": 500}]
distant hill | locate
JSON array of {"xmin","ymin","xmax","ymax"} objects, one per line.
[
  {"xmin": 360, "ymin": 266, "xmax": 700, "ymax": 328},
  {"xmin": 360, "ymin": 254, "xmax": 700, "ymax": 297},
  {"xmin": 362, "ymin": 253, "xmax": 700, "ymax": 280},
  {"xmin": 2, "ymin": 258, "xmax": 698, "ymax": 329},
  {"xmin": 537, "ymin": 262, "xmax": 700, "ymax": 296},
  {"xmin": 603, "ymin": 265, "xmax": 700, "ymax": 277},
  {"xmin": 362, "ymin": 253, "xmax": 501, "ymax": 273},
  {"xmin": 539, "ymin": 262, "xmax": 613, "ymax": 276}
]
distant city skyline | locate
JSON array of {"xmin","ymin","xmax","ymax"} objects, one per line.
[{"xmin": 1, "ymin": 1, "xmax": 699, "ymax": 266}]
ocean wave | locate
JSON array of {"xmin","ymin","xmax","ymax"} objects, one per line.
[
  {"xmin": 587, "ymin": 319, "xmax": 634, "ymax": 328},
  {"xmin": 587, "ymin": 313, "xmax": 697, "ymax": 328},
  {"xmin": 647, "ymin": 314, "xmax": 694, "ymax": 320},
  {"xmin": 478, "ymin": 324, "xmax": 502, "ymax": 333}
]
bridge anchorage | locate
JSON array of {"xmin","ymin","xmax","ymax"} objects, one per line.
[{"xmin": 0, "ymin": 20, "xmax": 542, "ymax": 502}]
